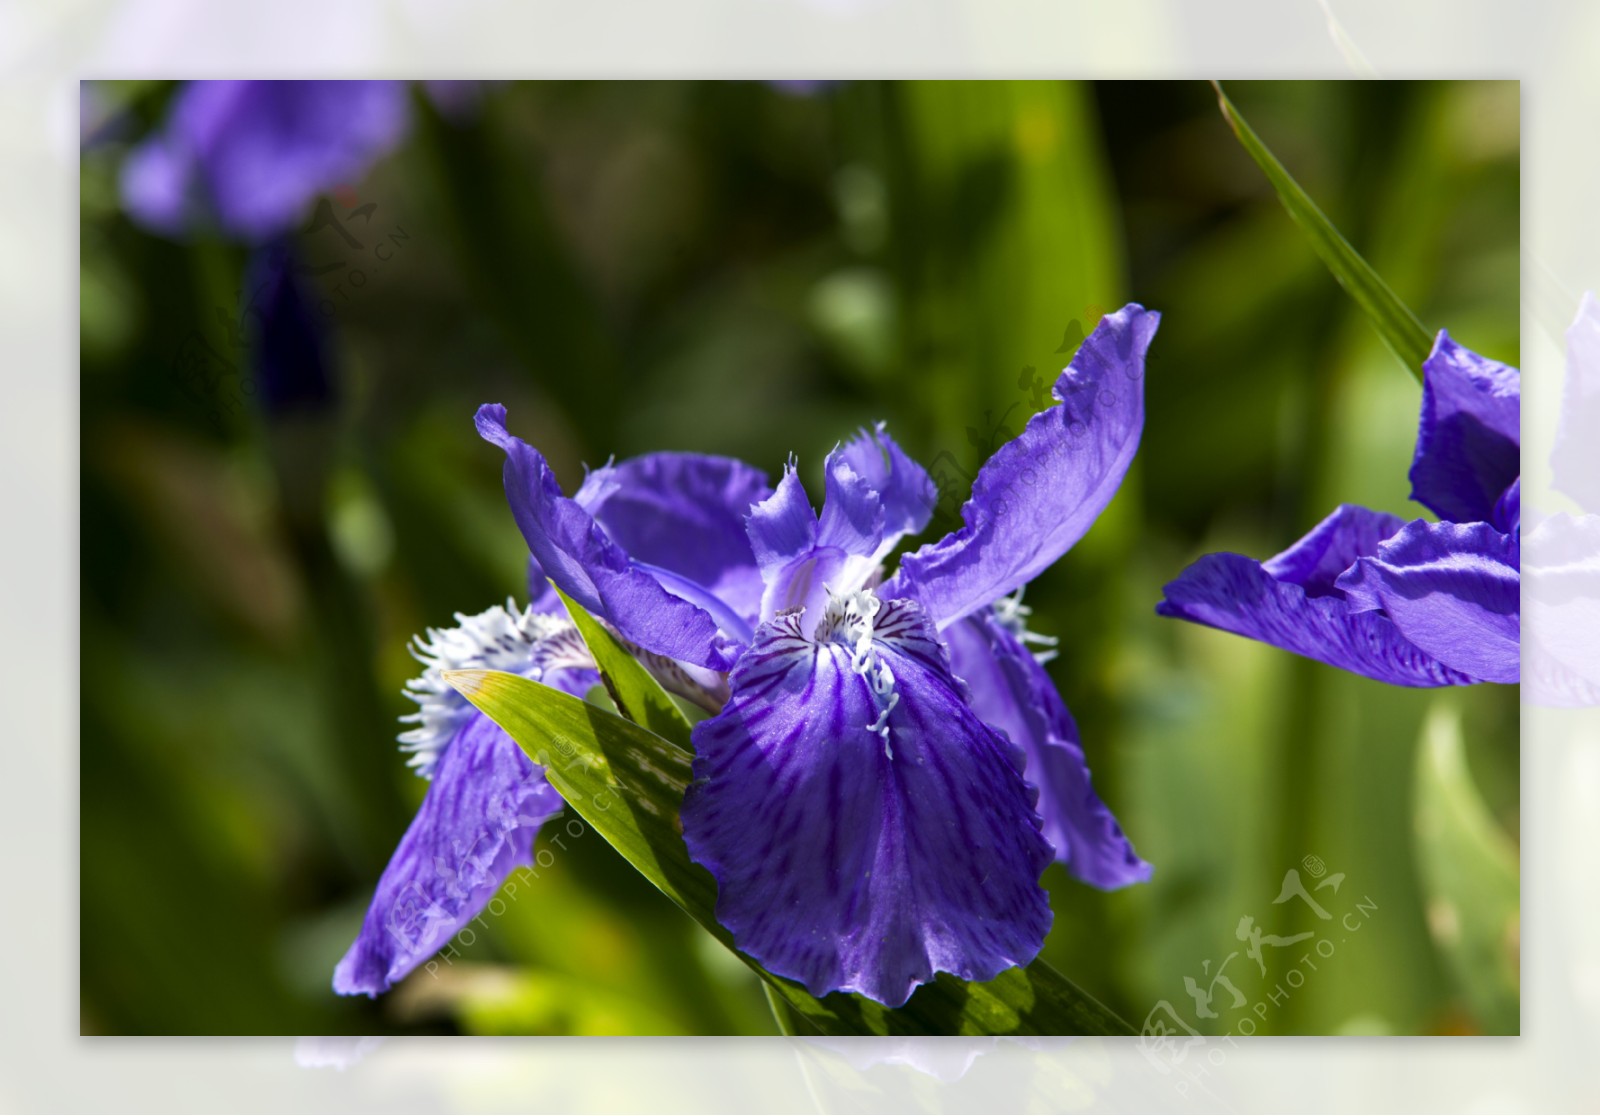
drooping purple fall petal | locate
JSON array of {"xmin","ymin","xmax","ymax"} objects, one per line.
[
  {"xmin": 681, "ymin": 593, "xmax": 1053, "ymax": 1007},
  {"xmin": 944, "ymin": 609, "xmax": 1150, "ymax": 889},
  {"xmin": 1337, "ymin": 519, "xmax": 1520, "ymax": 684},
  {"xmin": 333, "ymin": 714, "xmax": 564, "ymax": 997}
]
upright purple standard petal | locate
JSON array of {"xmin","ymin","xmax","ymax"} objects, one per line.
[
  {"xmin": 885, "ymin": 305, "xmax": 1158, "ymax": 628},
  {"xmin": 122, "ymin": 80, "xmax": 409, "ymax": 241},
  {"xmin": 333, "ymin": 714, "xmax": 563, "ymax": 996},
  {"xmin": 682, "ymin": 593, "xmax": 1052, "ymax": 1007},
  {"xmin": 477, "ymin": 405, "xmax": 743, "ymax": 670},
  {"xmin": 574, "ymin": 452, "xmax": 772, "ymax": 627},
  {"xmin": 1408, "ymin": 331, "xmax": 1521, "ymax": 525},
  {"xmin": 945, "ymin": 610, "xmax": 1149, "ymax": 889},
  {"xmin": 744, "ymin": 425, "xmax": 934, "ymax": 626},
  {"xmin": 1337, "ymin": 520, "xmax": 1520, "ymax": 684},
  {"xmin": 1157, "ymin": 506, "xmax": 1477, "ymax": 687}
]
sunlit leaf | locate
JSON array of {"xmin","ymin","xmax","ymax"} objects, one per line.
[
  {"xmin": 554, "ymin": 585, "xmax": 695, "ymax": 753},
  {"xmin": 1213, "ymin": 81, "xmax": 1433, "ymax": 380}
]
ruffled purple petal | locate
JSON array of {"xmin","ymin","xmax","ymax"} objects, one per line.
[
  {"xmin": 122, "ymin": 80, "xmax": 409, "ymax": 241},
  {"xmin": 477, "ymin": 405, "xmax": 741, "ymax": 670},
  {"xmin": 1157, "ymin": 552, "xmax": 1476, "ymax": 687},
  {"xmin": 1408, "ymin": 331, "xmax": 1521, "ymax": 525},
  {"xmin": 682, "ymin": 597, "xmax": 1053, "ymax": 1007},
  {"xmin": 835, "ymin": 422, "xmax": 937, "ymax": 542},
  {"xmin": 1261, "ymin": 504, "xmax": 1406, "ymax": 597},
  {"xmin": 884, "ymin": 304, "xmax": 1158, "ymax": 628},
  {"xmin": 945, "ymin": 611, "xmax": 1149, "ymax": 889},
  {"xmin": 333, "ymin": 713, "xmax": 563, "ymax": 996},
  {"xmin": 1336, "ymin": 520, "xmax": 1520, "ymax": 684},
  {"xmin": 573, "ymin": 452, "xmax": 771, "ymax": 628}
]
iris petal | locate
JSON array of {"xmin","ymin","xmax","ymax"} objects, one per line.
[
  {"xmin": 1336, "ymin": 520, "xmax": 1520, "ymax": 684},
  {"xmin": 477, "ymin": 404, "xmax": 742, "ymax": 670},
  {"xmin": 1157, "ymin": 552, "xmax": 1476, "ymax": 687},
  {"xmin": 574, "ymin": 452, "xmax": 772, "ymax": 627},
  {"xmin": 1261, "ymin": 504, "xmax": 1405, "ymax": 597},
  {"xmin": 836, "ymin": 422, "xmax": 937, "ymax": 542},
  {"xmin": 681, "ymin": 596, "xmax": 1053, "ymax": 1007},
  {"xmin": 333, "ymin": 714, "xmax": 564, "ymax": 996},
  {"xmin": 945, "ymin": 610, "xmax": 1150, "ymax": 889},
  {"xmin": 1409, "ymin": 331, "xmax": 1521, "ymax": 525},
  {"xmin": 884, "ymin": 304, "xmax": 1158, "ymax": 629}
]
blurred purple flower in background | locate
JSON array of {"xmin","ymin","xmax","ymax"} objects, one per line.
[
  {"xmin": 1159, "ymin": 332, "xmax": 1521, "ymax": 687},
  {"xmin": 120, "ymin": 80, "xmax": 409, "ymax": 240}
]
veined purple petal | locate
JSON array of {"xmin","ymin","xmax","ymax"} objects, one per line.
[
  {"xmin": 1336, "ymin": 520, "xmax": 1520, "ymax": 684},
  {"xmin": 1409, "ymin": 331, "xmax": 1521, "ymax": 525},
  {"xmin": 1157, "ymin": 552, "xmax": 1476, "ymax": 687},
  {"xmin": 745, "ymin": 425, "xmax": 932, "ymax": 627},
  {"xmin": 1552, "ymin": 292, "xmax": 1600, "ymax": 511},
  {"xmin": 945, "ymin": 611, "xmax": 1149, "ymax": 889},
  {"xmin": 122, "ymin": 80, "xmax": 409, "ymax": 241},
  {"xmin": 333, "ymin": 714, "xmax": 564, "ymax": 996},
  {"xmin": 477, "ymin": 405, "xmax": 741, "ymax": 670},
  {"xmin": 573, "ymin": 452, "xmax": 772, "ymax": 628},
  {"xmin": 884, "ymin": 304, "xmax": 1157, "ymax": 629},
  {"xmin": 836, "ymin": 422, "xmax": 937, "ymax": 542},
  {"xmin": 682, "ymin": 594, "xmax": 1052, "ymax": 1007},
  {"xmin": 1261, "ymin": 504, "xmax": 1406, "ymax": 597}
]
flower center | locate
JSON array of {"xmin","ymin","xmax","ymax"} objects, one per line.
[
  {"xmin": 816, "ymin": 586, "xmax": 900, "ymax": 759},
  {"xmin": 398, "ymin": 600, "xmax": 591, "ymax": 778}
]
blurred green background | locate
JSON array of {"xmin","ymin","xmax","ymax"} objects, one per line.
[{"xmin": 79, "ymin": 80, "xmax": 1520, "ymax": 1036}]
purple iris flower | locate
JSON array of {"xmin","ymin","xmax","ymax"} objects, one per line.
[
  {"xmin": 121, "ymin": 80, "xmax": 409, "ymax": 241},
  {"xmin": 1157, "ymin": 332, "xmax": 1520, "ymax": 687},
  {"xmin": 460, "ymin": 304, "xmax": 1158, "ymax": 1007}
]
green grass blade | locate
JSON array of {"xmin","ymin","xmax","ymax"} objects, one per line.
[
  {"xmin": 446, "ymin": 665, "xmax": 1134, "ymax": 1036},
  {"xmin": 553, "ymin": 584, "xmax": 695, "ymax": 753},
  {"xmin": 1213, "ymin": 82, "xmax": 1434, "ymax": 380}
]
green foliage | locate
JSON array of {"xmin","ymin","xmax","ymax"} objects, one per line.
[
  {"xmin": 1413, "ymin": 703, "xmax": 1520, "ymax": 1034},
  {"xmin": 1212, "ymin": 81, "xmax": 1435, "ymax": 379}
]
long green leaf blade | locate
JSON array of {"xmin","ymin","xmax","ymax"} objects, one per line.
[
  {"xmin": 1213, "ymin": 81, "xmax": 1434, "ymax": 380},
  {"xmin": 446, "ymin": 666, "xmax": 1134, "ymax": 1036},
  {"xmin": 553, "ymin": 584, "xmax": 696, "ymax": 752}
]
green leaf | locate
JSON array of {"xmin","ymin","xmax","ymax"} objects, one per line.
[
  {"xmin": 446, "ymin": 664, "xmax": 1135, "ymax": 1036},
  {"xmin": 1212, "ymin": 82, "xmax": 1434, "ymax": 380},
  {"xmin": 1413, "ymin": 702, "xmax": 1520, "ymax": 1034},
  {"xmin": 553, "ymin": 585, "xmax": 695, "ymax": 753}
]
